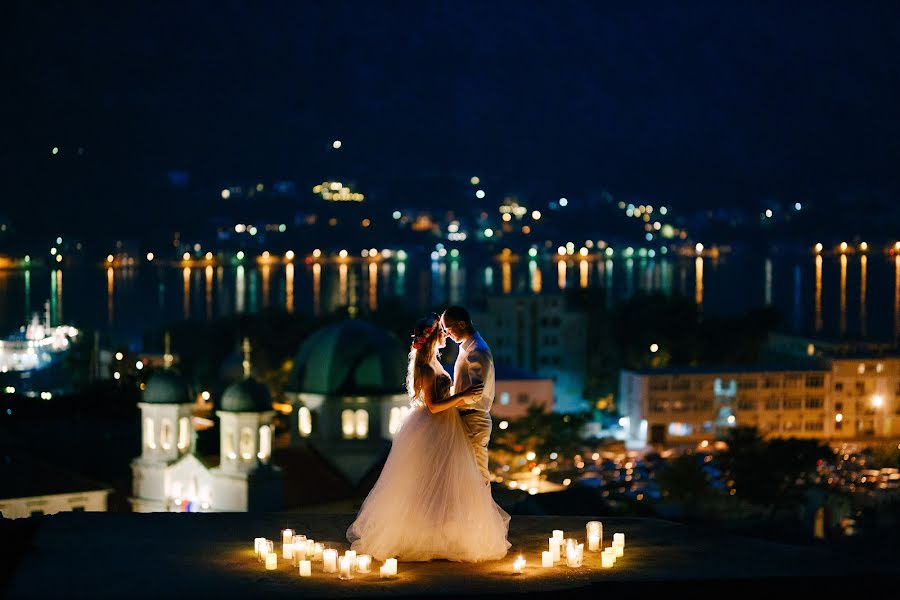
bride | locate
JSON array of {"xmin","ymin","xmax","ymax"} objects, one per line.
[{"xmin": 346, "ymin": 313, "xmax": 511, "ymax": 561}]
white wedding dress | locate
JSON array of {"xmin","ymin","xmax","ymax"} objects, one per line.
[{"xmin": 347, "ymin": 371, "xmax": 511, "ymax": 562}]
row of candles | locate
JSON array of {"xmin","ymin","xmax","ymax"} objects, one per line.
[
  {"xmin": 253, "ymin": 529, "xmax": 398, "ymax": 579},
  {"xmin": 513, "ymin": 522, "xmax": 625, "ymax": 574},
  {"xmin": 254, "ymin": 522, "xmax": 623, "ymax": 579}
]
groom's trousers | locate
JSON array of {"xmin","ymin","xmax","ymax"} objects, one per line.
[{"xmin": 459, "ymin": 409, "xmax": 492, "ymax": 485}]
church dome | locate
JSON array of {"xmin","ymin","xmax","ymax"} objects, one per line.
[
  {"xmin": 143, "ymin": 371, "xmax": 192, "ymax": 404},
  {"xmin": 287, "ymin": 319, "xmax": 407, "ymax": 395},
  {"xmin": 221, "ymin": 377, "xmax": 272, "ymax": 412}
]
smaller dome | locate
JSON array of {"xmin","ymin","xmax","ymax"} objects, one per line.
[
  {"xmin": 221, "ymin": 377, "xmax": 272, "ymax": 412},
  {"xmin": 143, "ymin": 371, "xmax": 192, "ymax": 404}
]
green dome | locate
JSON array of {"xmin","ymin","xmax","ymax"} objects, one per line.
[
  {"xmin": 287, "ymin": 320, "xmax": 407, "ymax": 395},
  {"xmin": 221, "ymin": 377, "xmax": 272, "ymax": 412},
  {"xmin": 143, "ymin": 371, "xmax": 192, "ymax": 404}
]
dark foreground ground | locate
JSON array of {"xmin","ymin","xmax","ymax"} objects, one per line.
[{"xmin": 2, "ymin": 512, "xmax": 896, "ymax": 599}]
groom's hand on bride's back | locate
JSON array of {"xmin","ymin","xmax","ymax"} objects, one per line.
[{"xmin": 460, "ymin": 383, "xmax": 484, "ymax": 404}]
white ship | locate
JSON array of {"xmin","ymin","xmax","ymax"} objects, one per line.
[{"xmin": 0, "ymin": 302, "xmax": 78, "ymax": 374}]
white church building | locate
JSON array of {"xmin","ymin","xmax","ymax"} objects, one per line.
[{"xmin": 130, "ymin": 342, "xmax": 282, "ymax": 513}]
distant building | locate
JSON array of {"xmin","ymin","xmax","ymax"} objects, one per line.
[
  {"xmin": 283, "ymin": 320, "xmax": 411, "ymax": 485},
  {"xmin": 619, "ymin": 355, "xmax": 900, "ymax": 446},
  {"xmin": 492, "ymin": 365, "xmax": 554, "ymax": 420},
  {"xmin": 130, "ymin": 343, "xmax": 282, "ymax": 513},
  {"xmin": 472, "ymin": 294, "xmax": 589, "ymax": 412},
  {"xmin": 0, "ymin": 454, "xmax": 111, "ymax": 519}
]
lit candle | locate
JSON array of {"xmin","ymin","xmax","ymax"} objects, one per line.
[
  {"xmin": 259, "ymin": 539, "xmax": 273, "ymax": 563},
  {"xmin": 613, "ymin": 532, "xmax": 625, "ymax": 546},
  {"xmin": 299, "ymin": 559, "xmax": 312, "ymax": 577},
  {"xmin": 552, "ymin": 529, "xmax": 564, "ymax": 542},
  {"xmin": 566, "ymin": 541, "xmax": 583, "ymax": 568},
  {"xmin": 339, "ymin": 555, "xmax": 353, "ymax": 580},
  {"xmin": 283, "ymin": 543, "xmax": 293, "ymax": 560},
  {"xmin": 357, "ymin": 555, "xmax": 372, "ymax": 574},
  {"xmin": 549, "ymin": 537, "xmax": 561, "ymax": 563},
  {"xmin": 588, "ymin": 533, "xmax": 600, "ymax": 552},
  {"xmin": 601, "ymin": 552, "xmax": 615, "ymax": 568},
  {"xmin": 254, "ymin": 537, "xmax": 266, "ymax": 557},
  {"xmin": 313, "ymin": 543, "xmax": 324, "ymax": 561},
  {"xmin": 323, "ymin": 549, "xmax": 338, "ymax": 573},
  {"xmin": 586, "ymin": 521, "xmax": 602, "ymax": 549},
  {"xmin": 542, "ymin": 551, "xmax": 553, "ymax": 568},
  {"xmin": 282, "ymin": 529, "xmax": 294, "ymax": 546},
  {"xmin": 513, "ymin": 556, "xmax": 525, "ymax": 574},
  {"xmin": 379, "ymin": 565, "xmax": 389, "ymax": 578},
  {"xmin": 265, "ymin": 552, "xmax": 277, "ymax": 570},
  {"xmin": 612, "ymin": 543, "xmax": 624, "ymax": 558},
  {"xmin": 385, "ymin": 558, "xmax": 398, "ymax": 576},
  {"xmin": 344, "ymin": 550, "xmax": 357, "ymax": 571},
  {"xmin": 293, "ymin": 535, "xmax": 307, "ymax": 563}
]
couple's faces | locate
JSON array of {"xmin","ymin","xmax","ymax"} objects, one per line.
[{"xmin": 440, "ymin": 315, "xmax": 460, "ymax": 343}]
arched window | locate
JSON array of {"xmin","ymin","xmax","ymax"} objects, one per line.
[
  {"xmin": 298, "ymin": 406, "xmax": 312, "ymax": 437},
  {"xmin": 341, "ymin": 409, "xmax": 355, "ymax": 439},
  {"xmin": 258, "ymin": 425, "xmax": 272, "ymax": 461},
  {"xmin": 354, "ymin": 409, "xmax": 369, "ymax": 439},
  {"xmin": 160, "ymin": 419, "xmax": 173, "ymax": 450},
  {"xmin": 223, "ymin": 431, "xmax": 237, "ymax": 460},
  {"xmin": 240, "ymin": 427, "xmax": 254, "ymax": 460},
  {"xmin": 144, "ymin": 417, "xmax": 156, "ymax": 449},
  {"xmin": 177, "ymin": 417, "xmax": 190, "ymax": 451}
]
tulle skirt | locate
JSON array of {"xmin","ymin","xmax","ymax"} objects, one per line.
[{"xmin": 347, "ymin": 406, "xmax": 511, "ymax": 562}]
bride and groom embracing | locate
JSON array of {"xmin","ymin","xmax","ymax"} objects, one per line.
[{"xmin": 346, "ymin": 306, "xmax": 511, "ymax": 562}]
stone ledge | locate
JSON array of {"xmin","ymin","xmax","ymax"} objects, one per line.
[{"xmin": 4, "ymin": 512, "xmax": 895, "ymax": 598}]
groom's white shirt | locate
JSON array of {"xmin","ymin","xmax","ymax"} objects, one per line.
[{"xmin": 452, "ymin": 332, "xmax": 495, "ymax": 412}]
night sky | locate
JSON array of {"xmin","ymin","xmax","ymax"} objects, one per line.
[{"xmin": 4, "ymin": 1, "xmax": 900, "ymax": 236}]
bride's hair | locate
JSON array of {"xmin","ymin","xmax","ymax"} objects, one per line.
[{"xmin": 406, "ymin": 312, "xmax": 442, "ymax": 401}]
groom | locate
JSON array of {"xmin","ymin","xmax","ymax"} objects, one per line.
[{"xmin": 442, "ymin": 305, "xmax": 495, "ymax": 486}]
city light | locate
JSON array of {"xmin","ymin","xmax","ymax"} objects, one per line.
[
  {"xmin": 765, "ymin": 209, "xmax": 773, "ymax": 218},
  {"xmin": 115, "ymin": 352, "xmax": 123, "ymax": 361},
  {"xmin": 814, "ymin": 243, "xmax": 823, "ymax": 253},
  {"xmin": 135, "ymin": 361, "xmax": 143, "ymax": 370},
  {"xmin": 695, "ymin": 242, "xmax": 704, "ymax": 254},
  {"xmin": 476, "ymin": 189, "xmax": 485, "ymax": 199},
  {"xmin": 235, "ymin": 224, "xmax": 245, "ymax": 233},
  {"xmin": 650, "ymin": 343, "xmax": 659, "ymax": 353},
  {"xmin": 727, "ymin": 415, "xmax": 736, "ymax": 424},
  {"xmin": 205, "ymin": 252, "xmax": 213, "ymax": 260},
  {"xmin": 840, "ymin": 241, "xmax": 848, "ymax": 252},
  {"xmin": 860, "ymin": 241, "xmax": 868, "ymax": 252},
  {"xmin": 392, "ymin": 211, "xmax": 401, "ymax": 219},
  {"xmin": 107, "ymin": 254, "xmax": 114, "ymax": 263},
  {"xmin": 525, "ymin": 451, "xmax": 536, "ymax": 461},
  {"xmin": 312, "ymin": 249, "xmax": 322, "ymax": 258},
  {"xmin": 557, "ymin": 246, "xmax": 566, "ymax": 256},
  {"xmin": 499, "ymin": 420, "xmax": 508, "ymax": 430},
  {"xmin": 605, "ymin": 247, "xmax": 614, "ymax": 256},
  {"xmin": 332, "ymin": 140, "xmax": 342, "ymax": 149},
  {"xmin": 872, "ymin": 395, "xmax": 884, "ymax": 408},
  {"xmin": 113, "ymin": 372, "xmax": 121, "ymax": 380},
  {"xmin": 532, "ymin": 210, "xmax": 541, "ymax": 220},
  {"xmin": 470, "ymin": 176, "xmax": 480, "ymax": 185},
  {"xmin": 559, "ymin": 197, "xmax": 568, "ymax": 207},
  {"xmin": 835, "ymin": 413, "xmax": 843, "ymax": 422},
  {"xmin": 56, "ymin": 255, "xmax": 62, "ymax": 263},
  {"xmin": 221, "ymin": 189, "xmax": 230, "ymax": 199},
  {"xmin": 51, "ymin": 147, "xmax": 59, "ymax": 155},
  {"xmin": 56, "ymin": 237, "xmax": 62, "ymax": 244},
  {"xmin": 236, "ymin": 251, "xmax": 245, "ymax": 260},
  {"xmin": 502, "ymin": 213, "xmax": 511, "ymax": 222},
  {"xmin": 146, "ymin": 252, "xmax": 154, "ymax": 261},
  {"xmin": 50, "ymin": 247, "xmax": 57, "ymax": 255},
  {"xmin": 550, "ymin": 452, "xmax": 558, "ymax": 460},
  {"xmin": 794, "ymin": 202, "xmax": 802, "ymax": 210},
  {"xmin": 201, "ymin": 391, "xmax": 211, "ymax": 401},
  {"xmin": 339, "ymin": 249, "xmax": 348, "ymax": 258},
  {"xmin": 484, "ymin": 228, "xmax": 494, "ymax": 238},
  {"xmin": 182, "ymin": 252, "xmax": 190, "ymax": 261},
  {"xmin": 528, "ymin": 247, "xmax": 538, "ymax": 257},
  {"xmin": 579, "ymin": 247, "xmax": 588, "ymax": 256}
]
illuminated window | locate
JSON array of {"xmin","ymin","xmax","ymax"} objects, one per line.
[
  {"xmin": 240, "ymin": 427, "xmax": 254, "ymax": 460},
  {"xmin": 667, "ymin": 422, "xmax": 693, "ymax": 437},
  {"xmin": 144, "ymin": 417, "xmax": 156, "ymax": 449},
  {"xmin": 500, "ymin": 392, "xmax": 510, "ymax": 405},
  {"xmin": 177, "ymin": 417, "xmax": 190, "ymax": 451},
  {"xmin": 160, "ymin": 419, "xmax": 172, "ymax": 450},
  {"xmin": 223, "ymin": 431, "xmax": 236, "ymax": 460},
  {"xmin": 355, "ymin": 409, "xmax": 369, "ymax": 439},
  {"xmin": 258, "ymin": 425, "xmax": 271, "ymax": 461},
  {"xmin": 342, "ymin": 409, "xmax": 355, "ymax": 439},
  {"xmin": 298, "ymin": 406, "xmax": 312, "ymax": 437}
]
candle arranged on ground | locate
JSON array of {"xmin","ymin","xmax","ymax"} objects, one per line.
[
  {"xmin": 513, "ymin": 556, "xmax": 526, "ymax": 574},
  {"xmin": 549, "ymin": 537, "xmax": 561, "ymax": 563},
  {"xmin": 283, "ymin": 542, "xmax": 293, "ymax": 560},
  {"xmin": 542, "ymin": 551, "xmax": 553, "ymax": 568},
  {"xmin": 565, "ymin": 540, "xmax": 584, "ymax": 568},
  {"xmin": 339, "ymin": 555, "xmax": 353, "ymax": 580},
  {"xmin": 254, "ymin": 537, "xmax": 266, "ymax": 557},
  {"xmin": 601, "ymin": 551, "xmax": 615, "ymax": 568},
  {"xmin": 344, "ymin": 550, "xmax": 357, "ymax": 571},
  {"xmin": 612, "ymin": 543, "xmax": 624, "ymax": 558},
  {"xmin": 258, "ymin": 540, "xmax": 273, "ymax": 563},
  {"xmin": 265, "ymin": 552, "xmax": 277, "ymax": 570},
  {"xmin": 292, "ymin": 535, "xmax": 307, "ymax": 563},
  {"xmin": 313, "ymin": 543, "xmax": 324, "ymax": 561},
  {"xmin": 613, "ymin": 533, "xmax": 625, "ymax": 546},
  {"xmin": 299, "ymin": 560, "xmax": 312, "ymax": 577},
  {"xmin": 282, "ymin": 529, "xmax": 294, "ymax": 546},
  {"xmin": 383, "ymin": 558, "xmax": 398, "ymax": 576},
  {"xmin": 586, "ymin": 521, "xmax": 602, "ymax": 551},
  {"xmin": 357, "ymin": 555, "xmax": 372, "ymax": 574},
  {"xmin": 552, "ymin": 530, "xmax": 564, "ymax": 542},
  {"xmin": 323, "ymin": 549, "xmax": 338, "ymax": 573}
]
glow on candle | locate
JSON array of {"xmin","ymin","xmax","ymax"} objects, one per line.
[
  {"xmin": 313, "ymin": 543, "xmax": 323, "ymax": 561},
  {"xmin": 513, "ymin": 556, "xmax": 526, "ymax": 574},
  {"xmin": 283, "ymin": 543, "xmax": 293, "ymax": 560},
  {"xmin": 339, "ymin": 555, "xmax": 353, "ymax": 580},
  {"xmin": 357, "ymin": 555, "xmax": 372, "ymax": 573},
  {"xmin": 612, "ymin": 543, "xmax": 624, "ymax": 557},
  {"xmin": 385, "ymin": 558, "xmax": 398, "ymax": 576},
  {"xmin": 293, "ymin": 535, "xmax": 307, "ymax": 563},
  {"xmin": 552, "ymin": 530, "xmax": 564, "ymax": 541},
  {"xmin": 254, "ymin": 537, "xmax": 266, "ymax": 556},
  {"xmin": 542, "ymin": 551, "xmax": 553, "ymax": 567},
  {"xmin": 549, "ymin": 537, "xmax": 561, "ymax": 562},
  {"xmin": 588, "ymin": 533, "xmax": 600, "ymax": 552},
  {"xmin": 258, "ymin": 539, "xmax": 273, "ymax": 563},
  {"xmin": 299, "ymin": 560, "xmax": 311, "ymax": 577},
  {"xmin": 344, "ymin": 550, "xmax": 357, "ymax": 571},
  {"xmin": 323, "ymin": 549, "xmax": 338, "ymax": 573},
  {"xmin": 586, "ymin": 521, "xmax": 602, "ymax": 549},
  {"xmin": 265, "ymin": 552, "xmax": 277, "ymax": 570},
  {"xmin": 282, "ymin": 529, "xmax": 294, "ymax": 545},
  {"xmin": 601, "ymin": 552, "xmax": 615, "ymax": 568},
  {"xmin": 613, "ymin": 532, "xmax": 625, "ymax": 545}
]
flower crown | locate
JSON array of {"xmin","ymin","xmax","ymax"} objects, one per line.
[{"xmin": 411, "ymin": 313, "xmax": 441, "ymax": 351}]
